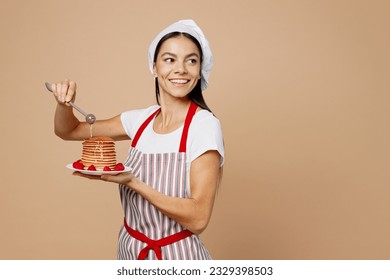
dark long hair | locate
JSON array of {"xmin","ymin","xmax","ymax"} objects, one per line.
[{"xmin": 153, "ymin": 32, "xmax": 212, "ymax": 112}]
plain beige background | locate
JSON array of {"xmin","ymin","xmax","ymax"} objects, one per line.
[{"xmin": 1, "ymin": 0, "xmax": 389, "ymax": 259}]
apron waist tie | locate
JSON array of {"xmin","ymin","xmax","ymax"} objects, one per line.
[{"xmin": 124, "ymin": 218, "xmax": 193, "ymax": 260}]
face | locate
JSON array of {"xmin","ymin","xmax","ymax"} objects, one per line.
[{"xmin": 153, "ymin": 35, "xmax": 201, "ymax": 100}]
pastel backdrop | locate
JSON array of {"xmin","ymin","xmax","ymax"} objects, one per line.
[{"xmin": 1, "ymin": 0, "xmax": 389, "ymax": 259}]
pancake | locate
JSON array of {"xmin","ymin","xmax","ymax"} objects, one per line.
[{"xmin": 80, "ymin": 136, "xmax": 117, "ymax": 170}]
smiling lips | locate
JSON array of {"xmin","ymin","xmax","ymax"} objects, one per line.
[{"xmin": 169, "ymin": 79, "xmax": 190, "ymax": 85}]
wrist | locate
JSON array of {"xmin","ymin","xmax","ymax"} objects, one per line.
[
  {"xmin": 127, "ymin": 177, "xmax": 142, "ymax": 190},
  {"xmin": 56, "ymin": 102, "xmax": 73, "ymax": 112}
]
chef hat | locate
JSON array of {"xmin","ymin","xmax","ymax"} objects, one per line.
[{"xmin": 148, "ymin": 19, "xmax": 213, "ymax": 91}]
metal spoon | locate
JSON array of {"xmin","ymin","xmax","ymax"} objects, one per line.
[{"xmin": 45, "ymin": 82, "xmax": 96, "ymax": 124}]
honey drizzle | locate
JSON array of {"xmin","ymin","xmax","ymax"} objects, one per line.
[{"xmin": 89, "ymin": 124, "xmax": 93, "ymax": 138}]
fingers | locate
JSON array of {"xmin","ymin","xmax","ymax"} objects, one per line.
[
  {"xmin": 67, "ymin": 81, "xmax": 77, "ymax": 102},
  {"xmin": 101, "ymin": 172, "xmax": 134, "ymax": 185},
  {"xmin": 72, "ymin": 171, "xmax": 135, "ymax": 185},
  {"xmin": 60, "ymin": 80, "xmax": 68, "ymax": 103},
  {"xmin": 100, "ymin": 174, "xmax": 111, "ymax": 181},
  {"xmin": 52, "ymin": 79, "xmax": 77, "ymax": 105}
]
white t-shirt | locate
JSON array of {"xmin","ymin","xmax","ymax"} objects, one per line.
[
  {"xmin": 121, "ymin": 105, "xmax": 224, "ymax": 196},
  {"xmin": 120, "ymin": 105, "xmax": 225, "ymax": 166}
]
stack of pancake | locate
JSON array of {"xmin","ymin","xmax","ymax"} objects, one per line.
[{"xmin": 81, "ymin": 136, "xmax": 117, "ymax": 170}]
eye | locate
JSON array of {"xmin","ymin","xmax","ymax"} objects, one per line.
[
  {"xmin": 164, "ymin": 57, "xmax": 174, "ymax": 63},
  {"xmin": 188, "ymin": 58, "xmax": 198, "ymax": 64}
]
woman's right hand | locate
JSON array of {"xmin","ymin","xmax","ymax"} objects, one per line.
[
  {"xmin": 52, "ymin": 79, "xmax": 128, "ymax": 141},
  {"xmin": 51, "ymin": 79, "xmax": 77, "ymax": 106}
]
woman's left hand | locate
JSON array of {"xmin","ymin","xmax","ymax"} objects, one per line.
[{"xmin": 73, "ymin": 171, "xmax": 136, "ymax": 186}]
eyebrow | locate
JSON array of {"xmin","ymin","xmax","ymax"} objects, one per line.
[{"xmin": 161, "ymin": 52, "xmax": 200, "ymax": 59}]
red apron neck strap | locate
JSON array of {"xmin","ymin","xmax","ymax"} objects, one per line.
[
  {"xmin": 131, "ymin": 102, "xmax": 198, "ymax": 152},
  {"xmin": 179, "ymin": 101, "xmax": 198, "ymax": 153},
  {"xmin": 131, "ymin": 108, "xmax": 161, "ymax": 148}
]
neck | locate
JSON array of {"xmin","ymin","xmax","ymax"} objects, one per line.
[{"xmin": 155, "ymin": 97, "xmax": 191, "ymax": 133}]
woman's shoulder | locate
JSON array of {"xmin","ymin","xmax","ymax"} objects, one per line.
[
  {"xmin": 189, "ymin": 109, "xmax": 224, "ymax": 165},
  {"xmin": 120, "ymin": 104, "xmax": 160, "ymax": 138},
  {"xmin": 189, "ymin": 109, "xmax": 223, "ymax": 141},
  {"xmin": 192, "ymin": 109, "xmax": 222, "ymax": 130}
]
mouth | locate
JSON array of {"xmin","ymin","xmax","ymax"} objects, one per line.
[{"xmin": 169, "ymin": 79, "xmax": 190, "ymax": 85}]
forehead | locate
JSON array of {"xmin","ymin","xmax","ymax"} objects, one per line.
[{"xmin": 158, "ymin": 35, "xmax": 200, "ymax": 56}]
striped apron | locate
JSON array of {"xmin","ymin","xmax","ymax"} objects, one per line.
[{"xmin": 117, "ymin": 102, "xmax": 212, "ymax": 260}]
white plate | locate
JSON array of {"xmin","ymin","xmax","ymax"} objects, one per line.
[{"xmin": 66, "ymin": 164, "xmax": 132, "ymax": 176}]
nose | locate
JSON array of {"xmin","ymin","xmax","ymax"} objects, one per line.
[{"xmin": 174, "ymin": 60, "xmax": 187, "ymax": 74}]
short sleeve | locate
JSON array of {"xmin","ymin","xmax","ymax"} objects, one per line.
[
  {"xmin": 188, "ymin": 112, "xmax": 225, "ymax": 166},
  {"xmin": 120, "ymin": 105, "xmax": 160, "ymax": 139}
]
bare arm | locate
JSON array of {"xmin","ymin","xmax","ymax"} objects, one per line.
[
  {"xmin": 77, "ymin": 150, "xmax": 222, "ymax": 235},
  {"xmin": 52, "ymin": 80, "xmax": 128, "ymax": 141},
  {"xmin": 132, "ymin": 150, "xmax": 221, "ymax": 234}
]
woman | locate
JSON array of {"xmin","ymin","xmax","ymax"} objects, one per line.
[{"xmin": 52, "ymin": 19, "xmax": 224, "ymax": 260}]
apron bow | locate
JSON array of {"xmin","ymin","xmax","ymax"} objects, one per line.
[
  {"xmin": 124, "ymin": 218, "xmax": 193, "ymax": 260},
  {"xmin": 138, "ymin": 240, "xmax": 163, "ymax": 260}
]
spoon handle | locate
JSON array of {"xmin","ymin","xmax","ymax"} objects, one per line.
[{"xmin": 44, "ymin": 82, "xmax": 88, "ymax": 117}]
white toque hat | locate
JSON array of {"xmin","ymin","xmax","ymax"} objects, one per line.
[{"xmin": 148, "ymin": 19, "xmax": 214, "ymax": 91}]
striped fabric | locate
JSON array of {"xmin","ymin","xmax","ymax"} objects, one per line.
[{"xmin": 117, "ymin": 104, "xmax": 211, "ymax": 260}]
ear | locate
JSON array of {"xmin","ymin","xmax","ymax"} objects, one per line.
[{"xmin": 153, "ymin": 64, "xmax": 158, "ymax": 78}]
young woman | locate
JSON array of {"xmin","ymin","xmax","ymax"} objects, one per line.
[{"xmin": 52, "ymin": 19, "xmax": 224, "ymax": 260}]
